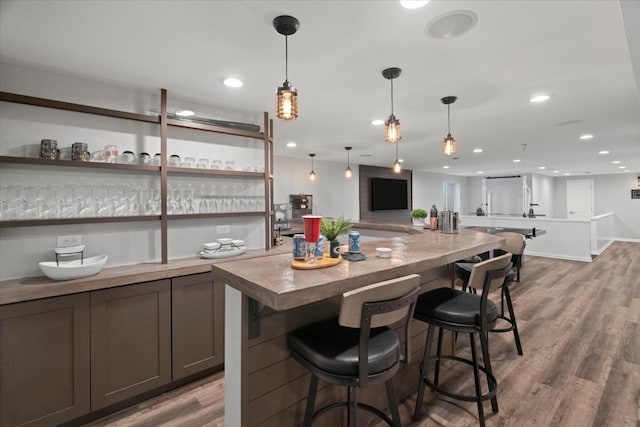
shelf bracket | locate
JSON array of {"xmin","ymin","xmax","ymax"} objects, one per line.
[{"xmin": 248, "ymin": 297, "xmax": 266, "ymax": 339}]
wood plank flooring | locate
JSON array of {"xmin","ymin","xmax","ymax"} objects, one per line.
[{"xmin": 86, "ymin": 241, "xmax": 640, "ymax": 427}]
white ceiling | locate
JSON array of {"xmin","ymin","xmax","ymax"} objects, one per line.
[{"xmin": 1, "ymin": 0, "xmax": 639, "ymax": 177}]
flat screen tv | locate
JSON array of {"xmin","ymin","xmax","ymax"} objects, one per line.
[{"xmin": 371, "ymin": 177, "xmax": 408, "ymax": 211}]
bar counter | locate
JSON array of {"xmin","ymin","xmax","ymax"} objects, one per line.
[{"xmin": 214, "ymin": 228, "xmax": 504, "ymax": 427}]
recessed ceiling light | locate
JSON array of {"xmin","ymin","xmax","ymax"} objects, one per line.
[
  {"xmin": 371, "ymin": 119, "xmax": 385, "ymax": 126},
  {"xmin": 175, "ymin": 109, "xmax": 195, "ymax": 117},
  {"xmin": 539, "ymin": 166, "xmax": 546, "ymax": 170},
  {"xmin": 286, "ymin": 142, "xmax": 296, "ymax": 148},
  {"xmin": 553, "ymin": 170, "xmax": 560, "ymax": 173},
  {"xmin": 400, "ymin": 0, "xmax": 430, "ymax": 9},
  {"xmin": 425, "ymin": 10, "xmax": 477, "ymax": 39},
  {"xmin": 443, "ymin": 165, "xmax": 450, "ymax": 169},
  {"xmin": 618, "ymin": 166, "xmax": 626, "ymax": 169},
  {"xmin": 612, "ymin": 160, "xmax": 621, "ymax": 164},
  {"xmin": 223, "ymin": 78, "xmax": 243, "ymax": 88},
  {"xmin": 512, "ymin": 159, "xmax": 521, "ymax": 163},
  {"xmin": 564, "ymin": 173, "xmax": 571, "ymax": 176},
  {"xmin": 473, "ymin": 148, "xmax": 483, "ymax": 153},
  {"xmin": 579, "ymin": 134, "xmax": 594, "ymax": 140},
  {"xmin": 529, "ymin": 95, "xmax": 550, "ymax": 103},
  {"xmin": 399, "ymin": 159, "xmax": 404, "ymax": 163},
  {"xmin": 477, "ymin": 171, "xmax": 483, "ymax": 174},
  {"xmin": 599, "ymin": 150, "xmax": 610, "ymax": 155}
]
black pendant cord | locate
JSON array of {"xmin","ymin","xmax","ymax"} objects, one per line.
[
  {"xmin": 285, "ymin": 36, "xmax": 289, "ymax": 82},
  {"xmin": 447, "ymin": 104, "xmax": 451, "ymax": 134},
  {"xmin": 390, "ymin": 78, "xmax": 395, "ymax": 115}
]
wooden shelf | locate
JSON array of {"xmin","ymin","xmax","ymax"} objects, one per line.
[
  {"xmin": 0, "ymin": 156, "xmax": 160, "ymax": 172},
  {"xmin": 0, "ymin": 215, "xmax": 161, "ymax": 228},
  {"xmin": 166, "ymin": 166, "xmax": 264, "ymax": 178},
  {"xmin": 166, "ymin": 118, "xmax": 265, "ymax": 140},
  {"xmin": 0, "ymin": 91, "xmax": 159, "ymax": 124},
  {"xmin": 168, "ymin": 212, "xmax": 265, "ymax": 220}
]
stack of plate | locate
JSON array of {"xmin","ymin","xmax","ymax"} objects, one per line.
[{"xmin": 199, "ymin": 238, "xmax": 246, "ymax": 259}]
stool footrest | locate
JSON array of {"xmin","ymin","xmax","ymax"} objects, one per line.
[
  {"xmin": 421, "ymin": 354, "xmax": 498, "ymax": 403},
  {"xmin": 313, "ymin": 401, "xmax": 394, "ymax": 426}
]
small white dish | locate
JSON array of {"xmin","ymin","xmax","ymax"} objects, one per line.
[
  {"xmin": 216, "ymin": 238, "xmax": 233, "ymax": 245},
  {"xmin": 199, "ymin": 248, "xmax": 245, "ymax": 259},
  {"xmin": 376, "ymin": 247, "xmax": 392, "ymax": 258},
  {"xmin": 39, "ymin": 255, "xmax": 108, "ymax": 281},
  {"xmin": 203, "ymin": 242, "xmax": 221, "ymax": 250}
]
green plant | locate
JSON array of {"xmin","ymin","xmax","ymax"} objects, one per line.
[
  {"xmin": 411, "ymin": 208, "xmax": 428, "ymax": 219},
  {"xmin": 320, "ymin": 217, "xmax": 353, "ymax": 241}
]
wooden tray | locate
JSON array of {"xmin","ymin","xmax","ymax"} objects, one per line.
[{"xmin": 291, "ymin": 254, "xmax": 342, "ymax": 270}]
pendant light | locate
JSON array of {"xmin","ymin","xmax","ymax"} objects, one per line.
[
  {"xmin": 393, "ymin": 142, "xmax": 402, "ymax": 173},
  {"xmin": 441, "ymin": 96, "xmax": 457, "ymax": 157},
  {"xmin": 344, "ymin": 146, "xmax": 353, "ymax": 178},
  {"xmin": 273, "ymin": 15, "xmax": 300, "ymax": 120},
  {"xmin": 382, "ymin": 67, "xmax": 402, "ymax": 143},
  {"xmin": 308, "ymin": 153, "xmax": 316, "ymax": 181}
]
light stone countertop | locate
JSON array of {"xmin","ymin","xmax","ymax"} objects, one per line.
[{"xmin": 212, "ymin": 228, "xmax": 503, "ymax": 311}]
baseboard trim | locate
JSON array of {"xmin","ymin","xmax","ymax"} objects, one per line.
[{"xmin": 526, "ymin": 251, "xmax": 593, "ymax": 262}]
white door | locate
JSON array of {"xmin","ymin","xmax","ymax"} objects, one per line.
[{"xmin": 567, "ymin": 179, "xmax": 593, "ymax": 219}]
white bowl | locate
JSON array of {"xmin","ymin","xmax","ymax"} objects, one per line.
[
  {"xmin": 376, "ymin": 247, "xmax": 392, "ymax": 258},
  {"xmin": 39, "ymin": 255, "xmax": 108, "ymax": 281}
]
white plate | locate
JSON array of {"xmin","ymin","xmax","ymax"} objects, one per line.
[
  {"xmin": 39, "ymin": 255, "xmax": 108, "ymax": 281},
  {"xmin": 199, "ymin": 248, "xmax": 245, "ymax": 259}
]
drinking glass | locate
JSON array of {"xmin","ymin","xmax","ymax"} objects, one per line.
[
  {"xmin": 196, "ymin": 158, "xmax": 209, "ymax": 169},
  {"xmin": 211, "ymin": 159, "xmax": 223, "ymax": 170},
  {"xmin": 302, "ymin": 215, "xmax": 322, "ymax": 263},
  {"xmin": 181, "ymin": 157, "xmax": 195, "ymax": 168},
  {"xmin": 169, "ymin": 154, "xmax": 181, "ymax": 167}
]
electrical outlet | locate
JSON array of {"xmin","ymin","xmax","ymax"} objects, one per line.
[
  {"xmin": 57, "ymin": 234, "xmax": 82, "ymax": 247},
  {"xmin": 216, "ymin": 225, "xmax": 230, "ymax": 234}
]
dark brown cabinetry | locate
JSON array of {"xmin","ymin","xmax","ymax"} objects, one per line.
[
  {"xmin": 90, "ymin": 280, "xmax": 172, "ymax": 410},
  {"xmin": 171, "ymin": 272, "xmax": 224, "ymax": 380},
  {"xmin": 0, "ymin": 294, "xmax": 90, "ymax": 427},
  {"xmin": 289, "ymin": 194, "xmax": 312, "ymax": 220}
]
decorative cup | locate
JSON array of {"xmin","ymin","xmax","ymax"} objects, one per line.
[{"xmin": 302, "ymin": 215, "xmax": 322, "ymax": 263}]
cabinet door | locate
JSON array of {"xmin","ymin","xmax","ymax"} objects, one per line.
[
  {"xmin": 90, "ymin": 280, "xmax": 171, "ymax": 410},
  {"xmin": 172, "ymin": 272, "xmax": 224, "ymax": 380},
  {"xmin": 0, "ymin": 294, "xmax": 90, "ymax": 427}
]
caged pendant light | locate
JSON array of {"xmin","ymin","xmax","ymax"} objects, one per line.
[
  {"xmin": 344, "ymin": 146, "xmax": 353, "ymax": 178},
  {"xmin": 308, "ymin": 153, "xmax": 316, "ymax": 181},
  {"xmin": 273, "ymin": 15, "xmax": 300, "ymax": 120},
  {"xmin": 441, "ymin": 96, "xmax": 458, "ymax": 157},
  {"xmin": 382, "ymin": 67, "xmax": 402, "ymax": 143}
]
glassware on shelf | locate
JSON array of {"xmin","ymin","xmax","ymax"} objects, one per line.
[
  {"xmin": 211, "ymin": 159, "xmax": 222, "ymax": 170},
  {"xmin": 104, "ymin": 145, "xmax": 118, "ymax": 163},
  {"xmin": 169, "ymin": 154, "xmax": 181, "ymax": 167},
  {"xmin": 181, "ymin": 156, "xmax": 195, "ymax": 168},
  {"xmin": 224, "ymin": 160, "xmax": 235, "ymax": 171},
  {"xmin": 139, "ymin": 152, "xmax": 151, "ymax": 165},
  {"xmin": 196, "ymin": 158, "xmax": 209, "ymax": 169}
]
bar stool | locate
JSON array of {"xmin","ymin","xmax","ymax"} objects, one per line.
[
  {"xmin": 494, "ymin": 231, "xmax": 526, "ymax": 282},
  {"xmin": 288, "ymin": 274, "xmax": 421, "ymax": 426},
  {"xmin": 413, "ymin": 254, "xmax": 513, "ymax": 427}
]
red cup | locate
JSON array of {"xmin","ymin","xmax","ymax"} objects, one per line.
[{"xmin": 302, "ymin": 215, "xmax": 322, "ymax": 243}]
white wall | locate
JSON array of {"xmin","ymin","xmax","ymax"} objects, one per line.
[
  {"xmin": 553, "ymin": 174, "xmax": 640, "ymax": 240},
  {"xmin": 530, "ymin": 173, "xmax": 555, "ymax": 217},
  {"xmin": 273, "ymin": 156, "xmax": 360, "ymax": 221},
  {"xmin": 412, "ymin": 171, "xmax": 469, "ymax": 216}
]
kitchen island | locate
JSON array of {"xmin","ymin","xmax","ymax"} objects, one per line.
[{"xmin": 212, "ymin": 227, "xmax": 504, "ymax": 427}]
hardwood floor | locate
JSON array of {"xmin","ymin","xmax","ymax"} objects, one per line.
[{"xmin": 86, "ymin": 241, "xmax": 640, "ymax": 427}]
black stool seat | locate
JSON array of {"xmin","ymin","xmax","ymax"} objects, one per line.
[
  {"xmin": 414, "ymin": 288, "xmax": 497, "ymax": 326},
  {"xmin": 289, "ymin": 318, "xmax": 400, "ymax": 377}
]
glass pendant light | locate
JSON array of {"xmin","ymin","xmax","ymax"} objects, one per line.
[
  {"xmin": 441, "ymin": 96, "xmax": 457, "ymax": 157},
  {"xmin": 393, "ymin": 142, "xmax": 402, "ymax": 173},
  {"xmin": 308, "ymin": 153, "xmax": 316, "ymax": 181},
  {"xmin": 382, "ymin": 67, "xmax": 402, "ymax": 143},
  {"xmin": 344, "ymin": 146, "xmax": 353, "ymax": 178},
  {"xmin": 273, "ymin": 15, "xmax": 300, "ymax": 120}
]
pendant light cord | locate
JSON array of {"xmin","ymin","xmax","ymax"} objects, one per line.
[
  {"xmin": 285, "ymin": 36, "xmax": 289, "ymax": 82},
  {"xmin": 447, "ymin": 104, "xmax": 451, "ymax": 134},
  {"xmin": 390, "ymin": 78, "xmax": 394, "ymax": 115}
]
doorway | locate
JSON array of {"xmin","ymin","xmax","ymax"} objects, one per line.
[{"xmin": 567, "ymin": 179, "xmax": 593, "ymax": 219}]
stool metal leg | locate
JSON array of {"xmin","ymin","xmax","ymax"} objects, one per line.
[
  {"xmin": 480, "ymin": 330, "xmax": 498, "ymax": 413},
  {"xmin": 303, "ymin": 375, "xmax": 319, "ymax": 427},
  {"xmin": 434, "ymin": 327, "xmax": 444, "ymax": 386},
  {"xmin": 349, "ymin": 387, "xmax": 358, "ymax": 427},
  {"xmin": 413, "ymin": 323, "xmax": 435, "ymax": 421},
  {"xmin": 469, "ymin": 332, "xmax": 486, "ymax": 427},
  {"xmin": 504, "ymin": 285, "xmax": 523, "ymax": 355},
  {"xmin": 385, "ymin": 378, "xmax": 401, "ymax": 427}
]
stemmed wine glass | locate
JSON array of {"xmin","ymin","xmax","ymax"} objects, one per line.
[{"xmin": 302, "ymin": 215, "xmax": 322, "ymax": 263}]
